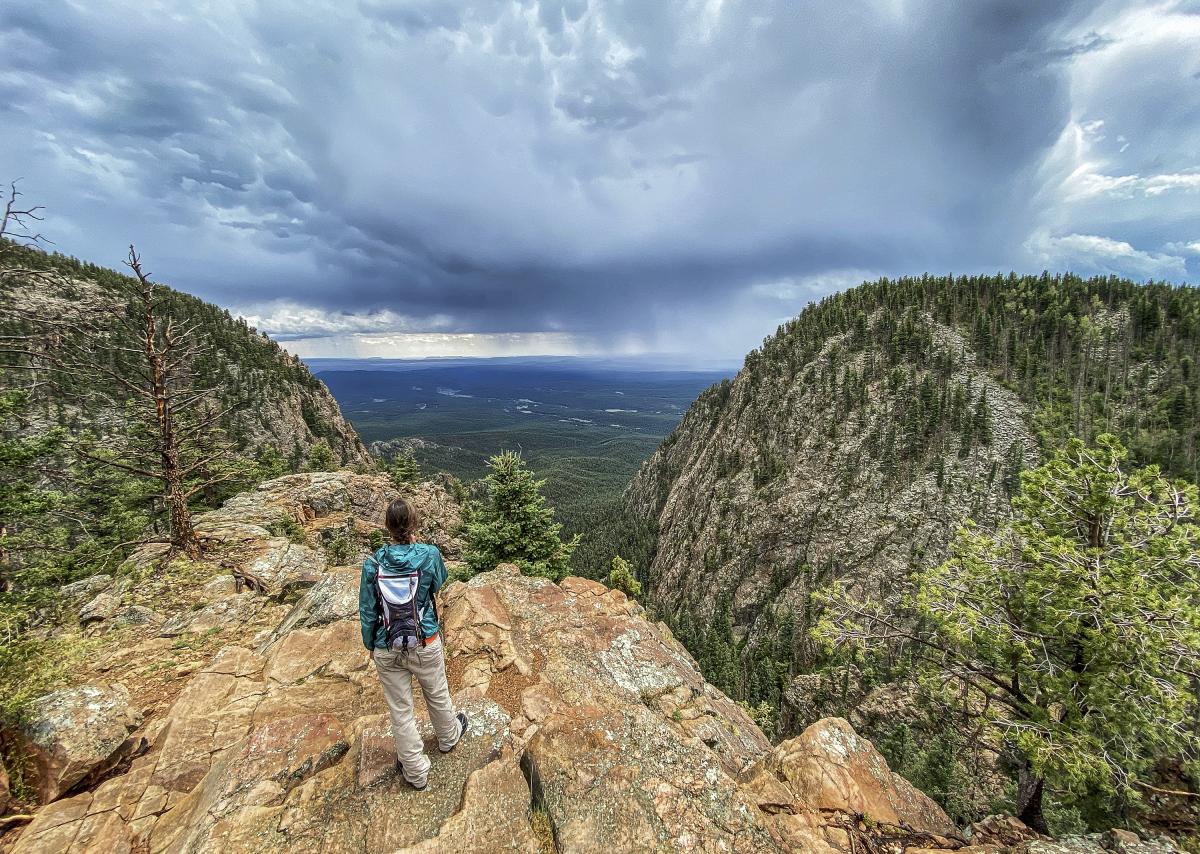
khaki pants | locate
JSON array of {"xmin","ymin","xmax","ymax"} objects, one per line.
[{"xmin": 373, "ymin": 637, "xmax": 462, "ymax": 787}]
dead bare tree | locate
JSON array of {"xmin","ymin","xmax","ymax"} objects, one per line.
[
  {"xmin": 2, "ymin": 186, "xmax": 245, "ymax": 559},
  {"xmin": 0, "ymin": 179, "xmax": 48, "ymax": 253},
  {"xmin": 53, "ymin": 246, "xmax": 245, "ymax": 558},
  {"xmin": 0, "ymin": 180, "xmax": 78, "ymax": 383}
]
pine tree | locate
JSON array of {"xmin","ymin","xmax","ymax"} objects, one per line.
[
  {"xmin": 463, "ymin": 451, "xmax": 580, "ymax": 581},
  {"xmin": 817, "ymin": 435, "xmax": 1200, "ymax": 832},
  {"xmin": 388, "ymin": 449, "xmax": 421, "ymax": 487},
  {"xmin": 605, "ymin": 555, "xmax": 642, "ymax": 598},
  {"xmin": 0, "ymin": 386, "xmax": 63, "ymax": 593},
  {"xmin": 303, "ymin": 439, "xmax": 336, "ymax": 473}
]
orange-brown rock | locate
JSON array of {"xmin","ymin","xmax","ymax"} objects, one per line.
[
  {"xmin": 12, "ymin": 683, "xmax": 143, "ymax": 805},
  {"xmin": 759, "ymin": 716, "xmax": 958, "ymax": 837},
  {"xmin": 8, "ymin": 545, "xmax": 990, "ymax": 853},
  {"xmin": 0, "ymin": 755, "xmax": 9, "ymax": 815}
]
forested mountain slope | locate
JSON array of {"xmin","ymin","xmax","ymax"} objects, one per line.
[
  {"xmin": 627, "ymin": 272, "xmax": 1200, "ymax": 732},
  {"xmin": 0, "ymin": 241, "xmax": 368, "ymax": 470}
]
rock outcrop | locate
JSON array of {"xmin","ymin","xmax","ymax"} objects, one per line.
[
  {"xmin": 59, "ymin": 576, "xmax": 112, "ymax": 605},
  {"xmin": 0, "ymin": 472, "xmax": 461, "ymax": 823},
  {"xmin": 750, "ymin": 717, "xmax": 957, "ymax": 838},
  {"xmin": 9, "ymin": 554, "xmax": 968, "ymax": 853},
  {"xmin": 127, "ymin": 471, "xmax": 463, "ymax": 601},
  {"xmin": 4, "ymin": 472, "xmax": 1162, "ymax": 853},
  {"xmin": 78, "ymin": 594, "xmax": 121, "ymax": 626}
]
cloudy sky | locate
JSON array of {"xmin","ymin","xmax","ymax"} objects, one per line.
[{"xmin": 2, "ymin": 1, "xmax": 1198, "ymax": 361}]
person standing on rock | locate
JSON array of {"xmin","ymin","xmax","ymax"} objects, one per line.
[{"xmin": 359, "ymin": 497, "xmax": 468, "ymax": 790}]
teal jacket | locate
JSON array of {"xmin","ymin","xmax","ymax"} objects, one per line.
[{"xmin": 358, "ymin": 543, "xmax": 448, "ymax": 650}]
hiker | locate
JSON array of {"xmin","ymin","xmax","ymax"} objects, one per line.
[{"xmin": 359, "ymin": 497, "xmax": 467, "ymax": 790}]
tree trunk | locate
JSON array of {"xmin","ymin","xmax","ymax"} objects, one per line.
[
  {"xmin": 0, "ymin": 521, "xmax": 10, "ymax": 593},
  {"xmin": 162, "ymin": 441, "xmax": 198, "ymax": 558},
  {"xmin": 1016, "ymin": 759, "xmax": 1048, "ymax": 834},
  {"xmin": 141, "ymin": 274, "xmax": 200, "ymax": 559}
]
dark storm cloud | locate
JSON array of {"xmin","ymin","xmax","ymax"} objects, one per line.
[{"xmin": 1, "ymin": 0, "xmax": 1196, "ymax": 358}]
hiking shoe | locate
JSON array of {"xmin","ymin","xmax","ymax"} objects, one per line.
[
  {"xmin": 395, "ymin": 759, "xmax": 427, "ymax": 791},
  {"xmin": 439, "ymin": 712, "xmax": 469, "ymax": 753}
]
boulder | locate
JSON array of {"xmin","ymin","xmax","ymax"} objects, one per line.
[
  {"xmin": 200, "ymin": 574, "xmax": 239, "ymax": 599},
  {"xmin": 59, "ymin": 574, "xmax": 113, "ymax": 603},
  {"xmin": 259, "ymin": 568, "xmax": 359, "ymax": 650},
  {"xmin": 762, "ymin": 717, "xmax": 958, "ymax": 838},
  {"xmin": 967, "ymin": 813, "xmax": 1039, "ymax": 846},
  {"xmin": 238, "ymin": 540, "xmax": 325, "ymax": 601},
  {"xmin": 79, "ymin": 592, "xmax": 122, "ymax": 625},
  {"xmin": 15, "ymin": 683, "xmax": 143, "ymax": 803},
  {"xmin": 1105, "ymin": 829, "xmax": 1143, "ymax": 850}
]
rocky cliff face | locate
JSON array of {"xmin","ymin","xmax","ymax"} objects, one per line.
[
  {"xmin": 627, "ymin": 275, "xmax": 1200, "ymax": 739},
  {"xmin": 628, "ymin": 310, "xmax": 1036, "ymax": 708},
  {"xmin": 1, "ymin": 471, "xmax": 1176, "ymax": 853}
]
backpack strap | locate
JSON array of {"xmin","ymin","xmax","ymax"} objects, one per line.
[
  {"xmin": 367, "ymin": 553, "xmax": 386, "ymax": 628},
  {"xmin": 413, "ymin": 561, "xmax": 426, "ymax": 647},
  {"xmin": 414, "ymin": 559, "xmax": 444, "ymax": 648}
]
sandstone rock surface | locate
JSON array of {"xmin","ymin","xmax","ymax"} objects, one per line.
[
  {"xmin": 6, "ymin": 479, "xmax": 1083, "ymax": 852},
  {"xmin": 10, "ymin": 555, "xmax": 970, "ymax": 853},
  {"xmin": 11, "ymin": 550, "xmax": 1157, "ymax": 854},
  {"xmin": 14, "ymin": 683, "xmax": 143, "ymax": 804}
]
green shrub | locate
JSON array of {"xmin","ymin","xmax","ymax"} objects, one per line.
[
  {"xmin": 605, "ymin": 555, "xmax": 642, "ymax": 599},
  {"xmin": 322, "ymin": 515, "xmax": 358, "ymax": 565},
  {"xmin": 267, "ymin": 513, "xmax": 308, "ymax": 545}
]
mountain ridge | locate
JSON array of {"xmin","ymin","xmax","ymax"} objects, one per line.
[
  {"xmin": 627, "ymin": 272, "xmax": 1200, "ymax": 738},
  {"xmin": 0, "ymin": 240, "xmax": 368, "ymax": 471}
]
